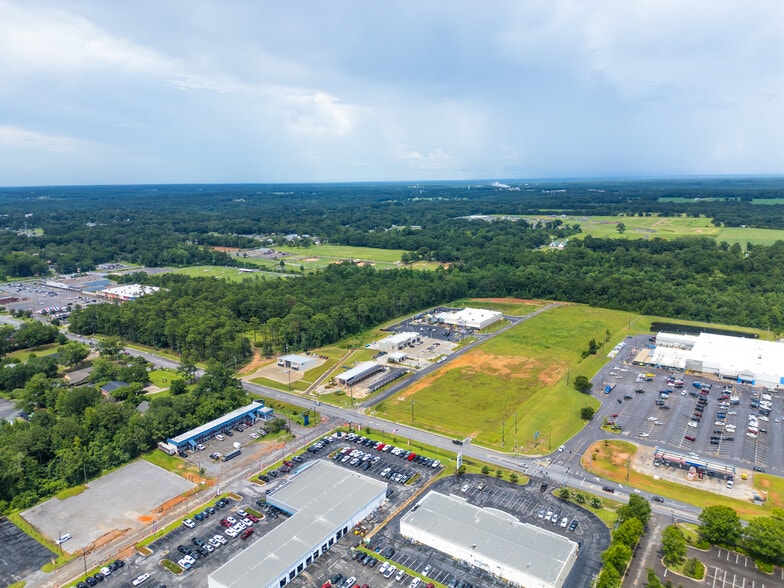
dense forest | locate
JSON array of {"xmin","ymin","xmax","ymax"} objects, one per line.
[{"xmin": 1, "ymin": 178, "xmax": 784, "ymax": 277}]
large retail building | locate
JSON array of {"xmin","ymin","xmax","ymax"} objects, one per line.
[
  {"xmin": 400, "ymin": 491, "xmax": 578, "ymax": 588},
  {"xmin": 208, "ymin": 460, "xmax": 387, "ymax": 588}
]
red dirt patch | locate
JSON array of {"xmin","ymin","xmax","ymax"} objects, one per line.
[
  {"xmin": 210, "ymin": 246, "xmax": 241, "ymax": 252},
  {"xmin": 239, "ymin": 349, "xmax": 275, "ymax": 375}
]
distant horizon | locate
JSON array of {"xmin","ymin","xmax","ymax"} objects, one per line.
[{"xmin": 3, "ymin": 173, "xmax": 784, "ymax": 191}]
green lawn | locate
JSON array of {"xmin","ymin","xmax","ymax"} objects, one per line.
[
  {"xmin": 170, "ymin": 265, "xmax": 287, "ymax": 280},
  {"xmin": 374, "ymin": 304, "xmax": 638, "ymax": 453},
  {"xmin": 450, "ymin": 298, "xmax": 546, "ymax": 316},
  {"xmin": 148, "ymin": 368, "xmax": 178, "ymax": 387},
  {"xmin": 532, "ymin": 213, "xmax": 784, "ymax": 248},
  {"xmin": 273, "ymin": 243, "xmax": 406, "ymax": 263},
  {"xmin": 6, "ymin": 342, "xmax": 61, "ymax": 362}
]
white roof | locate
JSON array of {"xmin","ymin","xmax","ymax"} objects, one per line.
[
  {"xmin": 379, "ymin": 331, "xmax": 419, "ymax": 345},
  {"xmin": 653, "ymin": 332, "xmax": 784, "ymax": 385},
  {"xmin": 209, "ymin": 460, "xmax": 386, "ymax": 588},
  {"xmin": 100, "ymin": 284, "xmax": 159, "ymax": 298},
  {"xmin": 435, "ymin": 307, "xmax": 502, "ymax": 326},
  {"xmin": 401, "ymin": 491, "xmax": 577, "ymax": 585},
  {"xmin": 279, "ymin": 354, "xmax": 313, "ymax": 363}
]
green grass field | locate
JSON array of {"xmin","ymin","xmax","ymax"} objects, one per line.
[
  {"xmin": 531, "ymin": 214, "xmax": 784, "ymax": 247},
  {"xmin": 373, "ymin": 304, "xmax": 641, "ymax": 453},
  {"xmin": 273, "ymin": 243, "xmax": 406, "ymax": 263},
  {"xmin": 170, "ymin": 265, "xmax": 287, "ymax": 280},
  {"xmin": 450, "ymin": 298, "xmax": 546, "ymax": 316}
]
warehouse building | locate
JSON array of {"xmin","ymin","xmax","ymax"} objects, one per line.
[
  {"xmin": 377, "ymin": 331, "xmax": 421, "ymax": 351},
  {"xmin": 401, "ymin": 491, "xmax": 578, "ymax": 588},
  {"xmin": 208, "ymin": 460, "xmax": 387, "ymax": 588},
  {"xmin": 433, "ymin": 307, "xmax": 503, "ymax": 330},
  {"xmin": 167, "ymin": 401, "xmax": 272, "ymax": 451},
  {"xmin": 277, "ymin": 354, "xmax": 318, "ymax": 371},
  {"xmin": 335, "ymin": 361, "xmax": 384, "ymax": 387},
  {"xmin": 651, "ymin": 332, "xmax": 784, "ymax": 387}
]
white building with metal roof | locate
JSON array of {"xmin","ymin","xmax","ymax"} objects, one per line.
[
  {"xmin": 377, "ymin": 331, "xmax": 421, "ymax": 351},
  {"xmin": 277, "ymin": 353, "xmax": 318, "ymax": 371},
  {"xmin": 400, "ymin": 491, "xmax": 578, "ymax": 588},
  {"xmin": 434, "ymin": 307, "xmax": 502, "ymax": 330},
  {"xmin": 335, "ymin": 361, "xmax": 383, "ymax": 387},
  {"xmin": 653, "ymin": 332, "xmax": 784, "ymax": 387},
  {"xmin": 208, "ymin": 460, "xmax": 387, "ymax": 588}
]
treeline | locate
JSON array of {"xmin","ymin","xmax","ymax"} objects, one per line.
[
  {"xmin": 69, "ymin": 264, "xmax": 466, "ymax": 356},
  {"xmin": 1, "ymin": 178, "xmax": 783, "ymax": 278},
  {"xmin": 0, "ymin": 321, "xmax": 63, "ymax": 357},
  {"xmin": 69, "ymin": 236, "xmax": 784, "ymax": 359}
]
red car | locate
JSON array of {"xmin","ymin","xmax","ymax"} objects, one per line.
[
  {"xmin": 247, "ymin": 514, "xmax": 259, "ymax": 523},
  {"xmin": 610, "ymin": 413, "xmax": 619, "ymax": 418},
  {"xmin": 219, "ymin": 519, "xmax": 231, "ymax": 528},
  {"xmin": 240, "ymin": 528, "xmax": 254, "ymax": 540}
]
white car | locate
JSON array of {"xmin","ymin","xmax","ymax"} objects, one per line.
[
  {"xmin": 226, "ymin": 516, "xmax": 238, "ymax": 524},
  {"xmin": 182, "ymin": 518, "xmax": 196, "ymax": 528},
  {"xmin": 132, "ymin": 573, "xmax": 150, "ymax": 586},
  {"xmin": 237, "ymin": 509, "xmax": 248, "ymax": 517},
  {"xmin": 213, "ymin": 534, "xmax": 227, "ymax": 544},
  {"xmin": 100, "ymin": 567, "xmax": 112, "ymax": 577},
  {"xmin": 55, "ymin": 533, "xmax": 72, "ymax": 545},
  {"xmin": 215, "ymin": 434, "xmax": 225, "ymax": 441},
  {"xmin": 178, "ymin": 558, "xmax": 191, "ymax": 570},
  {"xmin": 560, "ymin": 516, "xmax": 569, "ymax": 528},
  {"xmin": 379, "ymin": 561, "xmax": 389, "ymax": 575},
  {"xmin": 647, "ymin": 416, "xmax": 657, "ymax": 421},
  {"xmin": 638, "ymin": 432, "xmax": 650, "ymax": 438},
  {"xmin": 687, "ymin": 421, "xmax": 698, "ymax": 428},
  {"xmin": 410, "ymin": 578, "xmax": 422, "ymax": 588},
  {"xmin": 225, "ymin": 528, "xmax": 238, "ymax": 538},
  {"xmin": 249, "ymin": 432, "xmax": 259, "ymax": 439}
]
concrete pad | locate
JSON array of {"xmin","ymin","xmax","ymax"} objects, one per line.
[{"xmin": 23, "ymin": 460, "xmax": 194, "ymax": 553}]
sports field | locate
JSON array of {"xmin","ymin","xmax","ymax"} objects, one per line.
[{"xmin": 374, "ymin": 304, "xmax": 637, "ymax": 453}]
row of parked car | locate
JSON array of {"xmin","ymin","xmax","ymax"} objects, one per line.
[
  {"xmin": 74, "ymin": 559, "xmax": 124, "ymax": 587},
  {"xmin": 343, "ymin": 433, "xmax": 442, "ymax": 469},
  {"xmin": 537, "ymin": 507, "xmax": 579, "ymax": 531}
]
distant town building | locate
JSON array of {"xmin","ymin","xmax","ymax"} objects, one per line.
[
  {"xmin": 100, "ymin": 284, "xmax": 160, "ymax": 301},
  {"xmin": 377, "ymin": 331, "xmax": 420, "ymax": 351},
  {"xmin": 277, "ymin": 354, "xmax": 318, "ymax": 371}
]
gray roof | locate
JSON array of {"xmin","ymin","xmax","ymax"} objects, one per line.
[
  {"xmin": 401, "ymin": 491, "xmax": 577, "ymax": 585},
  {"xmin": 337, "ymin": 361, "xmax": 381, "ymax": 382},
  {"xmin": 100, "ymin": 380, "xmax": 129, "ymax": 393},
  {"xmin": 169, "ymin": 402, "xmax": 261, "ymax": 444},
  {"xmin": 209, "ymin": 460, "xmax": 387, "ymax": 588}
]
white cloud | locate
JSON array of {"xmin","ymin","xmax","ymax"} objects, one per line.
[
  {"xmin": 394, "ymin": 146, "xmax": 453, "ymax": 170},
  {"xmin": 283, "ymin": 90, "xmax": 359, "ymax": 136},
  {"xmin": 0, "ymin": 125, "xmax": 92, "ymax": 153}
]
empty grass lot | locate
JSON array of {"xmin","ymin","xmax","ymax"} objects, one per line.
[{"xmin": 374, "ymin": 304, "xmax": 639, "ymax": 453}]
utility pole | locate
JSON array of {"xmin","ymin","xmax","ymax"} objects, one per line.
[{"xmin": 410, "ymin": 399, "xmax": 415, "ymax": 422}]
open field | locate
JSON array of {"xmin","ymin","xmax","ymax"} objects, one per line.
[
  {"xmin": 531, "ymin": 214, "xmax": 784, "ymax": 247},
  {"xmin": 6, "ymin": 342, "xmax": 61, "ymax": 362},
  {"xmin": 582, "ymin": 440, "xmax": 780, "ymax": 519},
  {"xmin": 170, "ymin": 265, "xmax": 287, "ymax": 280},
  {"xmin": 273, "ymin": 243, "xmax": 406, "ymax": 263},
  {"xmin": 451, "ymin": 297, "xmax": 547, "ymax": 316},
  {"xmin": 374, "ymin": 304, "xmax": 641, "ymax": 452}
]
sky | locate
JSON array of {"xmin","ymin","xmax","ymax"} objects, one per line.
[{"xmin": 1, "ymin": 0, "xmax": 782, "ymax": 186}]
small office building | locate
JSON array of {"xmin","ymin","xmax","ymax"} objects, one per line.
[
  {"xmin": 401, "ymin": 491, "xmax": 578, "ymax": 588},
  {"xmin": 377, "ymin": 332, "xmax": 420, "ymax": 351},
  {"xmin": 277, "ymin": 354, "xmax": 318, "ymax": 371},
  {"xmin": 208, "ymin": 460, "xmax": 387, "ymax": 588}
]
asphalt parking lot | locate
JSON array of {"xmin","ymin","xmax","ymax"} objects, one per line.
[
  {"xmin": 592, "ymin": 335, "xmax": 783, "ymax": 477},
  {"xmin": 132, "ymin": 495, "xmax": 290, "ymax": 588},
  {"xmin": 383, "ymin": 309, "xmax": 478, "ymax": 344},
  {"xmin": 0, "ymin": 517, "xmax": 56, "ymax": 587},
  {"xmin": 2, "ymin": 280, "xmax": 104, "ymax": 320},
  {"xmin": 366, "ymin": 475, "xmax": 609, "ymax": 588}
]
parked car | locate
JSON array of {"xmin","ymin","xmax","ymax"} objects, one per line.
[{"xmin": 132, "ymin": 574, "xmax": 150, "ymax": 586}]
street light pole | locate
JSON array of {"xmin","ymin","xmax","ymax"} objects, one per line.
[{"xmin": 411, "ymin": 399, "xmax": 415, "ymax": 422}]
